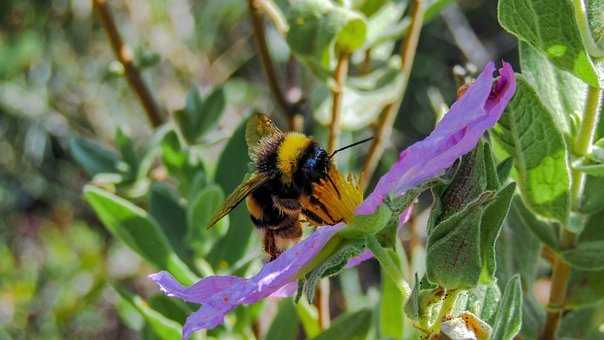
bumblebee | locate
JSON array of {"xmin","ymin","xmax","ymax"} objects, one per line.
[{"xmin": 207, "ymin": 113, "xmax": 370, "ymax": 260}]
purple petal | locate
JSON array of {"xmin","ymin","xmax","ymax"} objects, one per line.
[
  {"xmin": 148, "ymin": 271, "xmax": 246, "ymax": 304},
  {"xmin": 356, "ymin": 62, "xmax": 515, "ymax": 215}
]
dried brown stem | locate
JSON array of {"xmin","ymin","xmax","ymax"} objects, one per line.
[
  {"xmin": 92, "ymin": 0, "xmax": 163, "ymax": 128},
  {"xmin": 315, "ymin": 278, "xmax": 331, "ymax": 330},
  {"xmin": 247, "ymin": 0, "xmax": 302, "ymax": 131},
  {"xmin": 360, "ymin": 0, "xmax": 425, "ymax": 190},
  {"xmin": 327, "ymin": 52, "xmax": 350, "ymax": 153}
]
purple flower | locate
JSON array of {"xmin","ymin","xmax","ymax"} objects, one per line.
[{"xmin": 149, "ymin": 61, "xmax": 516, "ymax": 339}]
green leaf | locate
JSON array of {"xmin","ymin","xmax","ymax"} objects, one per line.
[
  {"xmin": 84, "ymin": 186, "xmax": 197, "ymax": 284},
  {"xmin": 480, "ymin": 183, "xmax": 516, "ymax": 283},
  {"xmin": 207, "ymin": 116, "xmax": 253, "ymax": 268},
  {"xmin": 313, "ymin": 309, "xmax": 372, "ymax": 340},
  {"xmin": 114, "ymin": 284, "xmax": 181, "ymax": 340},
  {"xmin": 352, "ymin": 0, "xmax": 389, "ymax": 17},
  {"xmin": 496, "ymin": 158, "xmax": 514, "ymax": 184},
  {"xmin": 490, "ymin": 275, "xmax": 523, "ymax": 340},
  {"xmin": 265, "ymin": 299, "xmax": 299, "ymax": 340},
  {"xmin": 491, "ymin": 76, "xmax": 571, "ymax": 224},
  {"xmin": 427, "ymin": 191, "xmax": 496, "ymax": 289},
  {"xmin": 149, "ymin": 183, "xmax": 189, "ymax": 260},
  {"xmin": 464, "ymin": 281, "xmax": 502, "ymax": 325},
  {"xmin": 313, "ymin": 57, "xmax": 404, "ymax": 130},
  {"xmin": 500, "ymin": 198, "xmax": 546, "ymax": 284},
  {"xmin": 175, "ymin": 86, "xmax": 225, "ymax": 144},
  {"xmin": 160, "ymin": 130, "xmax": 205, "ymax": 196},
  {"xmin": 148, "ymin": 294, "xmax": 192, "ymax": 325},
  {"xmin": 69, "ymin": 136, "xmax": 119, "ymax": 177},
  {"xmin": 519, "ymin": 41, "xmax": 587, "ymax": 135},
  {"xmin": 562, "ymin": 209, "xmax": 604, "ymax": 270},
  {"xmin": 498, "ymin": 0, "xmax": 601, "ymax": 87},
  {"xmin": 115, "ymin": 128, "xmax": 140, "ymax": 181},
  {"xmin": 557, "ymin": 301, "xmax": 604, "ymax": 340},
  {"xmin": 186, "ymin": 184, "xmax": 228, "ymax": 257},
  {"xmin": 587, "ymin": 0, "xmax": 604, "ymax": 49},
  {"xmin": 363, "ymin": 1, "xmax": 406, "ymax": 48},
  {"xmin": 567, "ymin": 269, "xmax": 604, "ymax": 308},
  {"xmin": 286, "ymin": 0, "xmax": 367, "ymax": 77}
]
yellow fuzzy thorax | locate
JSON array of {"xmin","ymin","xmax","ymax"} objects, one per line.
[{"xmin": 277, "ymin": 133, "xmax": 312, "ymax": 182}]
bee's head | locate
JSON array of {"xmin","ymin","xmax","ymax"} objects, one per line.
[{"xmin": 298, "ymin": 143, "xmax": 330, "ymax": 183}]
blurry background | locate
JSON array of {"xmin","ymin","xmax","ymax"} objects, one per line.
[{"xmin": 0, "ymin": 0, "xmax": 516, "ymax": 338}]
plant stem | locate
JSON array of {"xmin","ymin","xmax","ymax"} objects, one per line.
[
  {"xmin": 248, "ymin": 0, "xmax": 302, "ymax": 131},
  {"xmin": 360, "ymin": 0, "xmax": 425, "ymax": 189},
  {"xmin": 327, "ymin": 52, "xmax": 350, "ymax": 153},
  {"xmin": 315, "ymin": 278, "xmax": 330, "ymax": 330},
  {"xmin": 543, "ymin": 86, "xmax": 602, "ymax": 339},
  {"xmin": 367, "ymin": 235, "xmax": 411, "ymax": 299},
  {"xmin": 92, "ymin": 0, "xmax": 164, "ymax": 128}
]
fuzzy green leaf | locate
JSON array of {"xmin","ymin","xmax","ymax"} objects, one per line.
[
  {"xmin": 480, "ymin": 183, "xmax": 516, "ymax": 283},
  {"xmin": 265, "ymin": 299, "xmax": 299, "ymax": 340},
  {"xmin": 149, "ymin": 183, "xmax": 189, "ymax": 260},
  {"xmin": 186, "ymin": 184, "xmax": 228, "ymax": 257},
  {"xmin": 286, "ymin": 0, "xmax": 367, "ymax": 77},
  {"xmin": 498, "ymin": 0, "xmax": 601, "ymax": 87},
  {"xmin": 208, "ymin": 117, "xmax": 253, "ymax": 268},
  {"xmin": 567, "ymin": 269, "xmax": 604, "ymax": 308},
  {"xmin": 69, "ymin": 136, "xmax": 119, "ymax": 177},
  {"xmin": 491, "ymin": 275, "xmax": 523, "ymax": 340},
  {"xmin": 114, "ymin": 285, "xmax": 181, "ymax": 340},
  {"xmin": 175, "ymin": 86, "xmax": 225, "ymax": 144},
  {"xmin": 313, "ymin": 309, "xmax": 372, "ymax": 340},
  {"xmin": 84, "ymin": 186, "xmax": 197, "ymax": 284},
  {"xmin": 519, "ymin": 41, "xmax": 587, "ymax": 135},
  {"xmin": 491, "ymin": 76, "xmax": 571, "ymax": 224},
  {"xmin": 562, "ymin": 209, "xmax": 604, "ymax": 270},
  {"xmin": 426, "ymin": 192, "xmax": 495, "ymax": 290},
  {"xmin": 557, "ymin": 301, "xmax": 604, "ymax": 339}
]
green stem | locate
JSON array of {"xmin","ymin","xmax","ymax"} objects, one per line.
[
  {"xmin": 366, "ymin": 235, "xmax": 411, "ymax": 299},
  {"xmin": 543, "ymin": 86, "xmax": 602, "ymax": 339},
  {"xmin": 572, "ymin": 0, "xmax": 604, "ymax": 57}
]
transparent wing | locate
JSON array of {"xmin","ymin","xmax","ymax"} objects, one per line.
[
  {"xmin": 207, "ymin": 172, "xmax": 271, "ymax": 228},
  {"xmin": 245, "ymin": 112, "xmax": 282, "ymax": 157}
]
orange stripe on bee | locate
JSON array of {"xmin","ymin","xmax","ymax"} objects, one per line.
[{"xmin": 246, "ymin": 196, "xmax": 263, "ymax": 220}]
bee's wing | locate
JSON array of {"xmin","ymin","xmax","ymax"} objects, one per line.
[
  {"xmin": 207, "ymin": 172, "xmax": 271, "ymax": 228},
  {"xmin": 245, "ymin": 113, "xmax": 282, "ymax": 157}
]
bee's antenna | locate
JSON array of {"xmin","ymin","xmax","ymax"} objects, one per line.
[{"xmin": 328, "ymin": 136, "xmax": 374, "ymax": 159}]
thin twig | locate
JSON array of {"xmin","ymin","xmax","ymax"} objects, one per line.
[
  {"xmin": 247, "ymin": 0, "xmax": 302, "ymax": 131},
  {"xmin": 327, "ymin": 52, "xmax": 350, "ymax": 153},
  {"xmin": 315, "ymin": 278, "xmax": 331, "ymax": 330},
  {"xmin": 92, "ymin": 0, "xmax": 163, "ymax": 128},
  {"xmin": 360, "ymin": 0, "xmax": 425, "ymax": 189}
]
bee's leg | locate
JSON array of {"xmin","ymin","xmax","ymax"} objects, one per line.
[{"xmin": 263, "ymin": 230, "xmax": 281, "ymax": 261}]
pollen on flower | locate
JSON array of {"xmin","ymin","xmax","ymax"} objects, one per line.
[{"xmin": 300, "ymin": 165, "xmax": 363, "ymax": 225}]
